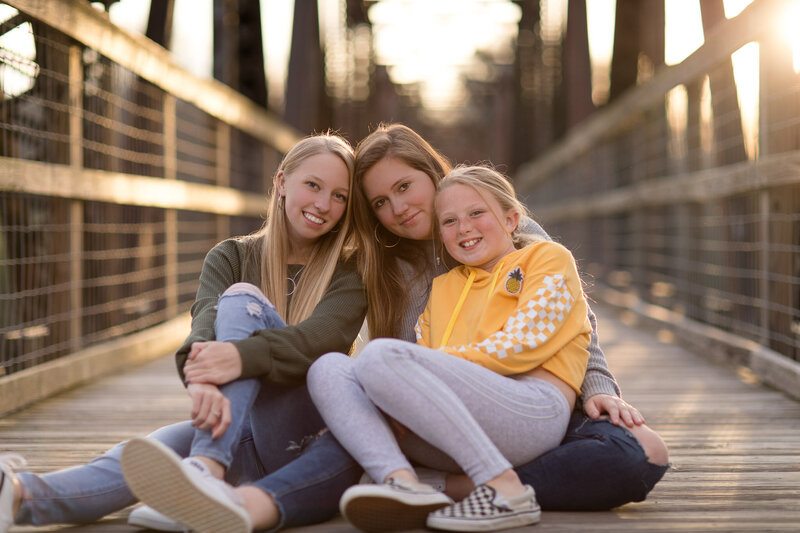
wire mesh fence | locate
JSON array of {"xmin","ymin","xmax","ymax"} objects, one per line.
[
  {"xmin": 0, "ymin": 5, "xmax": 285, "ymax": 377},
  {"xmin": 518, "ymin": 3, "xmax": 800, "ymax": 363}
]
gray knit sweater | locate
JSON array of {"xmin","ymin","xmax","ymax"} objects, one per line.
[
  {"xmin": 176, "ymin": 237, "xmax": 366, "ymax": 387},
  {"xmin": 396, "ymin": 217, "xmax": 620, "ymax": 402}
]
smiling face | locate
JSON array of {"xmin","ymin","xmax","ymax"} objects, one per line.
[
  {"xmin": 361, "ymin": 156, "xmax": 437, "ymax": 241},
  {"xmin": 435, "ymin": 183, "xmax": 519, "ymax": 271},
  {"xmin": 276, "ymin": 152, "xmax": 350, "ymax": 257}
]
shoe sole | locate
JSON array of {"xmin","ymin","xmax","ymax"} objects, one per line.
[
  {"xmin": 121, "ymin": 437, "xmax": 250, "ymax": 533},
  {"xmin": 127, "ymin": 506, "xmax": 185, "ymax": 532},
  {"xmin": 427, "ymin": 508, "xmax": 542, "ymax": 532},
  {"xmin": 341, "ymin": 485, "xmax": 452, "ymax": 533}
]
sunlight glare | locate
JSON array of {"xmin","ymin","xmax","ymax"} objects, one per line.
[
  {"xmin": 107, "ymin": 0, "xmax": 150, "ymax": 34},
  {"xmin": 665, "ymin": 0, "xmax": 704, "ymax": 65},
  {"xmin": 731, "ymin": 42, "xmax": 759, "ymax": 160},
  {"xmin": 666, "ymin": 84, "xmax": 688, "ymax": 160},
  {"xmin": 586, "ymin": 0, "xmax": 615, "ymax": 105},
  {"xmin": 367, "ymin": 0, "xmax": 521, "ymax": 109},
  {"xmin": 778, "ymin": 2, "xmax": 800, "ymax": 72},
  {"xmin": 0, "ymin": 6, "xmax": 38, "ymax": 100},
  {"xmin": 722, "ymin": 0, "xmax": 753, "ymax": 18}
]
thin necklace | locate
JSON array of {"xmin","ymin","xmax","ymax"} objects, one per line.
[{"xmin": 287, "ymin": 265, "xmax": 305, "ymax": 296}]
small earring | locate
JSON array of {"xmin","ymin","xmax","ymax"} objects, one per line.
[{"xmin": 374, "ymin": 224, "xmax": 400, "ymax": 248}]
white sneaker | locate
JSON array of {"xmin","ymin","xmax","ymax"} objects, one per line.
[
  {"xmin": 340, "ymin": 477, "xmax": 453, "ymax": 533},
  {"xmin": 0, "ymin": 454, "xmax": 25, "ymax": 533},
  {"xmin": 128, "ymin": 504, "xmax": 186, "ymax": 532},
  {"xmin": 121, "ymin": 437, "xmax": 251, "ymax": 533},
  {"xmin": 427, "ymin": 484, "xmax": 541, "ymax": 531}
]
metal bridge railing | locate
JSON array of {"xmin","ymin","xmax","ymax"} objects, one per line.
[
  {"xmin": 0, "ymin": 0, "xmax": 301, "ymax": 405},
  {"xmin": 516, "ymin": 0, "xmax": 800, "ymax": 372}
]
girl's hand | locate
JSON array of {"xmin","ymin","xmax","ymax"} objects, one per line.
[
  {"xmin": 583, "ymin": 394, "xmax": 645, "ymax": 428},
  {"xmin": 184, "ymin": 341, "xmax": 243, "ymax": 386},
  {"xmin": 187, "ymin": 383, "xmax": 230, "ymax": 439}
]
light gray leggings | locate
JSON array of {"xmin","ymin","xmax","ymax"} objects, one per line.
[{"xmin": 307, "ymin": 338, "xmax": 571, "ymax": 486}]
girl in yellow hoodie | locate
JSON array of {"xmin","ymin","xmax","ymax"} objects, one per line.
[{"xmin": 308, "ymin": 165, "xmax": 592, "ymax": 532}]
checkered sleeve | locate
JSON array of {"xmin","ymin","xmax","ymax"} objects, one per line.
[{"xmin": 441, "ymin": 246, "xmax": 586, "ymax": 375}]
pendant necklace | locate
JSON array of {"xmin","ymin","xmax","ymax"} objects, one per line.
[{"xmin": 287, "ymin": 265, "xmax": 305, "ymax": 296}]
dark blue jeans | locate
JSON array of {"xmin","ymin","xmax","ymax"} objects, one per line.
[
  {"xmin": 516, "ymin": 412, "xmax": 669, "ymax": 510},
  {"xmin": 251, "ymin": 429, "xmax": 362, "ymax": 532}
]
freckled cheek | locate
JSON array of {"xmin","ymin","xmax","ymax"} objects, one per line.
[{"xmin": 440, "ymin": 230, "xmax": 458, "ymax": 253}]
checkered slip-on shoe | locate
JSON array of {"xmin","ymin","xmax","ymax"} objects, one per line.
[
  {"xmin": 427, "ymin": 484, "xmax": 541, "ymax": 531},
  {"xmin": 340, "ymin": 477, "xmax": 453, "ymax": 532}
]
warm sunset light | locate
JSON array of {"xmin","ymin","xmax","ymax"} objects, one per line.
[
  {"xmin": 366, "ymin": 0, "xmax": 522, "ymax": 109},
  {"xmin": 777, "ymin": 1, "xmax": 800, "ymax": 72}
]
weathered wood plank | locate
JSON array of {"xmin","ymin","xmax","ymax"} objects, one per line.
[{"xmin": 3, "ymin": 303, "xmax": 800, "ymax": 532}]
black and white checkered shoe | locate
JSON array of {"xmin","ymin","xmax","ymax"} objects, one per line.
[
  {"xmin": 340, "ymin": 477, "xmax": 453, "ymax": 532},
  {"xmin": 426, "ymin": 484, "xmax": 541, "ymax": 531}
]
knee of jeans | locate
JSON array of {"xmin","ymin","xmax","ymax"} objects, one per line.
[
  {"xmin": 220, "ymin": 283, "xmax": 274, "ymax": 313},
  {"xmin": 222, "ymin": 282, "xmax": 263, "ymax": 297},
  {"xmin": 629, "ymin": 424, "xmax": 669, "ymax": 465}
]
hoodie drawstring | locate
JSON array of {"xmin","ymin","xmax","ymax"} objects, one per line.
[{"xmin": 438, "ymin": 262, "xmax": 504, "ymax": 348}]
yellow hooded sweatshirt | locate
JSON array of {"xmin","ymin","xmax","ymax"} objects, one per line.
[{"xmin": 415, "ymin": 241, "xmax": 591, "ymax": 393}]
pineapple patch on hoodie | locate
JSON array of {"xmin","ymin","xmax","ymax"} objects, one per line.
[{"xmin": 415, "ymin": 241, "xmax": 592, "ymax": 394}]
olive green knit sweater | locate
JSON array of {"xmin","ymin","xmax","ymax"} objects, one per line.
[{"xmin": 176, "ymin": 237, "xmax": 366, "ymax": 386}]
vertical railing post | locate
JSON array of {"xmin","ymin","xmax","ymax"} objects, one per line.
[
  {"xmin": 758, "ymin": 191, "xmax": 769, "ymax": 344},
  {"xmin": 216, "ymin": 123, "xmax": 231, "ymax": 243},
  {"xmin": 68, "ymin": 45, "xmax": 83, "ymax": 353},
  {"xmin": 163, "ymin": 94, "xmax": 178, "ymax": 317}
]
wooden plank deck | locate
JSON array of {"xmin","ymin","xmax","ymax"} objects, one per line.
[{"xmin": 3, "ymin": 302, "xmax": 800, "ymax": 532}]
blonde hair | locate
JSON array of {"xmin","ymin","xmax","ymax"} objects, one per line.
[
  {"xmin": 250, "ymin": 132, "xmax": 355, "ymax": 325},
  {"xmin": 438, "ymin": 164, "xmax": 539, "ymax": 249},
  {"xmin": 353, "ymin": 123, "xmax": 451, "ymax": 339}
]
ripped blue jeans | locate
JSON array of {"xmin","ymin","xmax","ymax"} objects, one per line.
[
  {"xmin": 189, "ymin": 282, "xmax": 288, "ymax": 468},
  {"xmin": 15, "ymin": 282, "xmax": 331, "ymax": 526},
  {"xmin": 209, "ymin": 282, "xmax": 325, "ymax": 472}
]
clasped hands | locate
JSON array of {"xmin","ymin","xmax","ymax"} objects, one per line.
[{"xmin": 184, "ymin": 341, "xmax": 243, "ymax": 439}]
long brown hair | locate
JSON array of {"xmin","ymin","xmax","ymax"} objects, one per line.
[
  {"xmin": 249, "ymin": 132, "xmax": 355, "ymax": 325},
  {"xmin": 353, "ymin": 124, "xmax": 451, "ymax": 338}
]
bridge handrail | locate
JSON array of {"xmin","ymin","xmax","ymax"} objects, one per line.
[
  {"xmin": 513, "ymin": 0, "xmax": 800, "ymax": 398},
  {"xmin": 0, "ymin": 1, "xmax": 301, "ymax": 412},
  {"xmin": 8, "ymin": 0, "xmax": 300, "ymax": 154}
]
